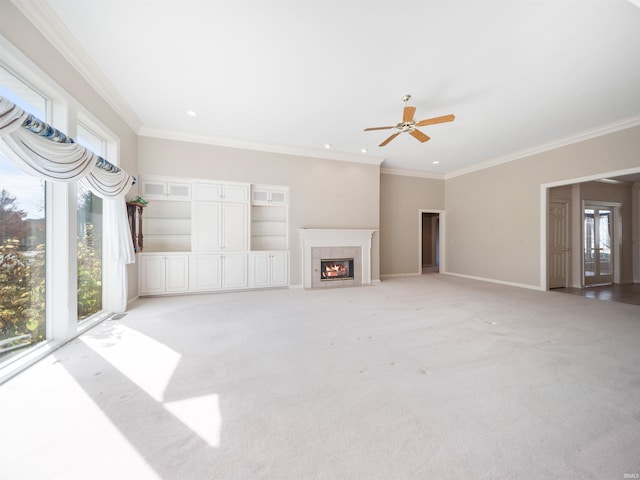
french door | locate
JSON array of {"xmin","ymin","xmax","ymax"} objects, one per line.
[{"xmin": 584, "ymin": 205, "xmax": 613, "ymax": 286}]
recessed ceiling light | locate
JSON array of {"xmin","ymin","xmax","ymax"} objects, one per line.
[
  {"xmin": 432, "ymin": 160, "xmax": 440, "ymax": 165},
  {"xmin": 186, "ymin": 110, "xmax": 197, "ymax": 117},
  {"xmin": 324, "ymin": 143, "xmax": 332, "ymax": 149},
  {"xmin": 361, "ymin": 148, "xmax": 368, "ymax": 153}
]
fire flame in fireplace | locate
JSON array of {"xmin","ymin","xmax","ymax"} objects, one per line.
[{"xmin": 322, "ymin": 262, "xmax": 349, "ymax": 279}]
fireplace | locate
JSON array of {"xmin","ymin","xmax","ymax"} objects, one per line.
[
  {"xmin": 298, "ymin": 229, "xmax": 376, "ymax": 289},
  {"xmin": 321, "ymin": 258, "xmax": 355, "ymax": 281}
]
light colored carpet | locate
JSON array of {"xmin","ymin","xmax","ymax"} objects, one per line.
[{"xmin": 1, "ymin": 274, "xmax": 639, "ymax": 480}]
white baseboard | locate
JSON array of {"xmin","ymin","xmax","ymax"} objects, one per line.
[
  {"xmin": 380, "ymin": 272, "xmax": 421, "ymax": 279},
  {"xmin": 444, "ymin": 272, "xmax": 545, "ymax": 291},
  {"xmin": 127, "ymin": 295, "xmax": 140, "ymax": 308}
]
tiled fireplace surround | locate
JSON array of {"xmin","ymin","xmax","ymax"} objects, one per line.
[{"xmin": 299, "ymin": 229, "xmax": 376, "ymax": 289}]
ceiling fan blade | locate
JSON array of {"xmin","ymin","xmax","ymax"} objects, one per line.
[
  {"xmin": 379, "ymin": 132, "xmax": 400, "ymax": 147},
  {"xmin": 410, "ymin": 129, "xmax": 430, "ymax": 143},
  {"xmin": 416, "ymin": 114, "xmax": 455, "ymax": 127},
  {"xmin": 403, "ymin": 106, "xmax": 416, "ymax": 122},
  {"xmin": 364, "ymin": 125, "xmax": 395, "ymax": 131}
]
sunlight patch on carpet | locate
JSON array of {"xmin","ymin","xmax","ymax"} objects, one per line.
[
  {"xmin": 164, "ymin": 394, "xmax": 222, "ymax": 448},
  {"xmin": 81, "ymin": 324, "xmax": 181, "ymax": 402}
]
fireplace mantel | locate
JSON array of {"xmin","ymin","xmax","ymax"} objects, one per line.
[{"xmin": 299, "ymin": 229, "xmax": 376, "ymax": 288}]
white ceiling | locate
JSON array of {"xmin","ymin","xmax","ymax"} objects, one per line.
[{"xmin": 21, "ymin": 1, "xmax": 640, "ymax": 176}]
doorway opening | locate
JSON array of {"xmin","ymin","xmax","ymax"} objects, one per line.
[
  {"xmin": 421, "ymin": 212, "xmax": 440, "ymax": 274},
  {"xmin": 584, "ymin": 202, "xmax": 621, "ymax": 287}
]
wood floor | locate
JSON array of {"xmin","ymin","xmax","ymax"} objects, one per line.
[{"xmin": 552, "ymin": 283, "xmax": 640, "ymax": 306}]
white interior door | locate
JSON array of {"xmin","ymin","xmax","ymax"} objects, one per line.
[
  {"xmin": 548, "ymin": 201, "xmax": 570, "ymax": 288},
  {"xmin": 584, "ymin": 206, "xmax": 613, "ymax": 286}
]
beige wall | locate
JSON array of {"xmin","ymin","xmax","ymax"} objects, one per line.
[
  {"xmin": 445, "ymin": 125, "xmax": 640, "ymax": 288},
  {"xmin": 380, "ymin": 173, "xmax": 444, "ymax": 275},
  {"xmin": 137, "ymin": 136, "xmax": 380, "ymax": 286}
]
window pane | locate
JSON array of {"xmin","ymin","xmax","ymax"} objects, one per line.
[
  {"xmin": 0, "ymin": 156, "xmax": 46, "ymax": 359},
  {"xmin": 0, "ymin": 65, "xmax": 47, "ymax": 119},
  {"xmin": 0, "ymin": 68, "xmax": 47, "ymax": 360},
  {"xmin": 76, "ymin": 125, "xmax": 104, "ymax": 321}
]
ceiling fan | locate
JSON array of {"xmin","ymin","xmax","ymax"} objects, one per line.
[{"xmin": 364, "ymin": 95, "xmax": 455, "ymax": 147}]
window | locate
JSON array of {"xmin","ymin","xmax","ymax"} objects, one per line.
[
  {"xmin": 76, "ymin": 124, "xmax": 104, "ymax": 321},
  {"xmin": 0, "ymin": 66, "xmax": 47, "ymax": 359}
]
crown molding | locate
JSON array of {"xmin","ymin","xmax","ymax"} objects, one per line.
[
  {"xmin": 139, "ymin": 126, "xmax": 385, "ymax": 166},
  {"xmin": 380, "ymin": 167, "xmax": 444, "ymax": 180},
  {"xmin": 445, "ymin": 114, "xmax": 640, "ymax": 179},
  {"xmin": 11, "ymin": 0, "xmax": 143, "ymax": 133}
]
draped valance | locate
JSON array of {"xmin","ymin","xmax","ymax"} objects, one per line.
[{"xmin": 0, "ymin": 96, "xmax": 135, "ymax": 196}]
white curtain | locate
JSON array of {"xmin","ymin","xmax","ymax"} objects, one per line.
[{"xmin": 0, "ymin": 96, "xmax": 135, "ymax": 312}]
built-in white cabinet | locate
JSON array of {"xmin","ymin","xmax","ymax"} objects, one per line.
[
  {"xmin": 139, "ymin": 253, "xmax": 189, "ymax": 295},
  {"xmin": 192, "ymin": 201, "xmax": 248, "ymax": 251},
  {"xmin": 141, "ymin": 177, "xmax": 191, "ymax": 201},
  {"xmin": 221, "ymin": 253, "xmax": 248, "ymax": 289},
  {"xmin": 249, "ymin": 251, "xmax": 288, "ymax": 288},
  {"xmin": 190, "ymin": 253, "xmax": 248, "ymax": 291},
  {"xmin": 190, "ymin": 253, "xmax": 221, "ymax": 291},
  {"xmin": 252, "ymin": 185, "xmax": 287, "ymax": 205},
  {"xmin": 193, "ymin": 181, "xmax": 249, "ymax": 203},
  {"xmin": 251, "ymin": 185, "xmax": 288, "ymax": 251},
  {"xmin": 137, "ymin": 176, "xmax": 288, "ymax": 296}
]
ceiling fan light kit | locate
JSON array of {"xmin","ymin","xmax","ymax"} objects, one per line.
[{"xmin": 364, "ymin": 94, "xmax": 455, "ymax": 147}]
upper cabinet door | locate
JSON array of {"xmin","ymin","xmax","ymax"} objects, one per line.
[
  {"xmin": 269, "ymin": 190, "xmax": 287, "ymax": 205},
  {"xmin": 252, "ymin": 185, "xmax": 288, "ymax": 205},
  {"xmin": 193, "ymin": 182, "xmax": 223, "ymax": 201},
  {"xmin": 142, "ymin": 181, "xmax": 167, "ymax": 198},
  {"xmin": 166, "ymin": 182, "xmax": 191, "ymax": 200},
  {"xmin": 252, "ymin": 189, "xmax": 269, "ymax": 204},
  {"xmin": 193, "ymin": 182, "xmax": 249, "ymax": 203},
  {"xmin": 222, "ymin": 184, "xmax": 249, "ymax": 203},
  {"xmin": 141, "ymin": 178, "xmax": 191, "ymax": 201}
]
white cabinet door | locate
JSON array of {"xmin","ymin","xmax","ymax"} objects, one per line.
[
  {"xmin": 252, "ymin": 186, "xmax": 287, "ymax": 205},
  {"xmin": 190, "ymin": 254, "xmax": 222, "ymax": 291},
  {"xmin": 223, "ymin": 202, "xmax": 248, "ymax": 251},
  {"xmin": 252, "ymin": 189, "xmax": 269, "ymax": 204},
  {"xmin": 268, "ymin": 189, "xmax": 287, "ymax": 205},
  {"xmin": 166, "ymin": 255, "xmax": 190, "ymax": 292},
  {"xmin": 193, "ymin": 182, "xmax": 223, "ymax": 202},
  {"xmin": 222, "ymin": 184, "xmax": 249, "ymax": 203},
  {"xmin": 249, "ymin": 252, "xmax": 288, "ymax": 287},
  {"xmin": 193, "ymin": 182, "xmax": 249, "ymax": 202},
  {"xmin": 140, "ymin": 254, "xmax": 166, "ymax": 294},
  {"xmin": 270, "ymin": 252, "xmax": 289, "ymax": 286},
  {"xmin": 222, "ymin": 253, "xmax": 247, "ymax": 289},
  {"xmin": 141, "ymin": 181, "xmax": 167, "ymax": 199},
  {"xmin": 141, "ymin": 178, "xmax": 191, "ymax": 200},
  {"xmin": 139, "ymin": 254, "xmax": 189, "ymax": 294},
  {"xmin": 166, "ymin": 182, "xmax": 191, "ymax": 200},
  {"xmin": 192, "ymin": 202, "xmax": 222, "ymax": 251},
  {"xmin": 250, "ymin": 253, "xmax": 271, "ymax": 288}
]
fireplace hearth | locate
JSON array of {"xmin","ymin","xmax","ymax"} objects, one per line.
[{"xmin": 321, "ymin": 258, "xmax": 354, "ymax": 281}]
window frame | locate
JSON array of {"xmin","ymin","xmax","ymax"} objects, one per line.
[{"xmin": 0, "ymin": 38, "xmax": 123, "ymax": 383}]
